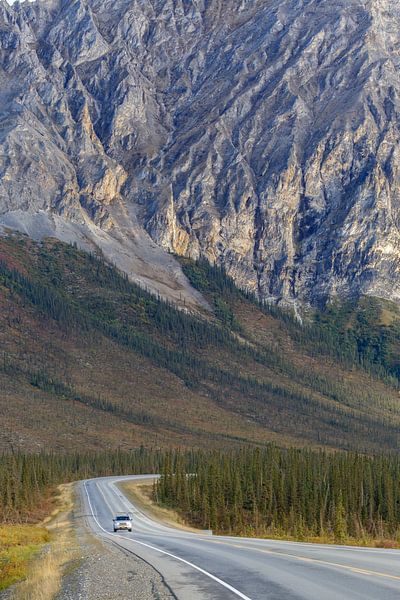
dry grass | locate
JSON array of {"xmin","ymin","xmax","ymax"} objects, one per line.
[
  {"xmin": 262, "ymin": 534, "xmax": 400, "ymax": 549},
  {"xmin": 11, "ymin": 551, "xmax": 62, "ymax": 600},
  {"xmin": 373, "ymin": 539, "xmax": 400, "ymax": 549},
  {"xmin": 379, "ymin": 307, "xmax": 398, "ymax": 326},
  {"xmin": 9, "ymin": 484, "xmax": 78, "ymax": 600}
]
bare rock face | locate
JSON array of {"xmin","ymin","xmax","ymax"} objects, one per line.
[{"xmin": 1, "ymin": 0, "xmax": 400, "ymax": 309}]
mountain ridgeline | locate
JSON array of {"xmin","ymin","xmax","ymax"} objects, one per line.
[
  {"xmin": 1, "ymin": 0, "xmax": 400, "ymax": 309},
  {"xmin": 1, "ymin": 234, "xmax": 400, "ymax": 452}
]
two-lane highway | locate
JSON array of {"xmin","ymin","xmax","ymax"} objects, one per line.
[{"xmin": 80, "ymin": 476, "xmax": 400, "ymax": 599}]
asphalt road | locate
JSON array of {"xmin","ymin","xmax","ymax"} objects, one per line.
[{"xmin": 80, "ymin": 475, "xmax": 400, "ymax": 600}]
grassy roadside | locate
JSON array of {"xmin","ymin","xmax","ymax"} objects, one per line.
[
  {"xmin": 1, "ymin": 484, "xmax": 79, "ymax": 600},
  {"xmin": 0, "ymin": 526, "xmax": 50, "ymax": 592},
  {"xmin": 118, "ymin": 479, "xmax": 202, "ymax": 534}
]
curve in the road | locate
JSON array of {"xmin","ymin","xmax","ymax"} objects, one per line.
[
  {"xmin": 83, "ymin": 480, "xmax": 252, "ymax": 599},
  {"xmin": 80, "ymin": 475, "xmax": 400, "ymax": 600}
]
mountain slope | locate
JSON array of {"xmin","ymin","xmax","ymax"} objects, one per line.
[
  {"xmin": 1, "ymin": 233, "xmax": 400, "ymax": 452},
  {"xmin": 1, "ymin": 0, "xmax": 400, "ymax": 308}
]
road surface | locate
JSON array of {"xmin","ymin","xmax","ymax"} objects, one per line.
[{"xmin": 80, "ymin": 475, "xmax": 400, "ymax": 600}]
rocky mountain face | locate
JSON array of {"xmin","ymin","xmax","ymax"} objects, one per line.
[{"xmin": 1, "ymin": 0, "xmax": 400, "ymax": 309}]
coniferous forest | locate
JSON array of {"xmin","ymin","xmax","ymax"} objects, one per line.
[
  {"xmin": 0, "ymin": 449, "xmax": 162, "ymax": 522},
  {"xmin": 2, "ymin": 446, "xmax": 400, "ymax": 546},
  {"xmin": 156, "ymin": 448, "xmax": 400, "ymax": 544}
]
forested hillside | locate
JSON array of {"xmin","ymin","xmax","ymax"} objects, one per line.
[{"xmin": 1, "ymin": 233, "xmax": 400, "ymax": 452}]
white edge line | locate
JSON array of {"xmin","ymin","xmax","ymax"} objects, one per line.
[{"xmin": 83, "ymin": 480, "xmax": 253, "ymax": 600}]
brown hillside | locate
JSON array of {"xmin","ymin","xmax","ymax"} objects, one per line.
[{"xmin": 1, "ymin": 234, "xmax": 400, "ymax": 452}]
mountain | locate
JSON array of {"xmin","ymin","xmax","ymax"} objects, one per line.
[
  {"xmin": 1, "ymin": 0, "xmax": 400, "ymax": 309},
  {"xmin": 1, "ymin": 233, "xmax": 400, "ymax": 452}
]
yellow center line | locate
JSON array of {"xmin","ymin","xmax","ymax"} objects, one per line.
[{"xmin": 199, "ymin": 539, "xmax": 400, "ymax": 582}]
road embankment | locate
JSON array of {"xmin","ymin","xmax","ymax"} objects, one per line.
[{"xmin": 0, "ymin": 484, "xmax": 77, "ymax": 600}]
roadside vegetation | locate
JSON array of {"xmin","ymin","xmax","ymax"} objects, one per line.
[
  {"xmin": 2, "ymin": 235, "xmax": 400, "ymax": 590},
  {"xmin": 0, "ymin": 450, "xmax": 162, "ymax": 594},
  {"xmin": 119, "ymin": 479, "xmax": 200, "ymax": 533},
  {"xmin": 0, "ymin": 449, "xmax": 162, "ymax": 523},
  {"xmin": 0, "ymin": 526, "xmax": 49, "ymax": 592},
  {"xmin": 156, "ymin": 448, "xmax": 400, "ymax": 547},
  {"xmin": 9, "ymin": 484, "xmax": 77, "ymax": 600}
]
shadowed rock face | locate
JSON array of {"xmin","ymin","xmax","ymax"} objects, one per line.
[{"xmin": 1, "ymin": 0, "xmax": 400, "ymax": 308}]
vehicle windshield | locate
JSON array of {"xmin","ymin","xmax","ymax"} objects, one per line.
[{"xmin": 115, "ymin": 516, "xmax": 130, "ymax": 521}]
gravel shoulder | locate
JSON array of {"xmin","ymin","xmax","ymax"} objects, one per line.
[{"xmin": 57, "ymin": 485, "xmax": 175, "ymax": 600}]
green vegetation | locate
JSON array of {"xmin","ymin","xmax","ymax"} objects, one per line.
[
  {"xmin": 156, "ymin": 447, "xmax": 400, "ymax": 545},
  {"xmin": 1, "ymin": 443, "xmax": 400, "ymax": 592},
  {"xmin": 0, "ymin": 447, "xmax": 157, "ymax": 593},
  {"xmin": 2, "ymin": 236, "xmax": 400, "ymax": 589},
  {"xmin": 312, "ymin": 298, "xmax": 400, "ymax": 379}
]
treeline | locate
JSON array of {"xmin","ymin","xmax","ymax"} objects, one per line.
[
  {"xmin": 3, "ymin": 445, "xmax": 400, "ymax": 544},
  {"xmin": 156, "ymin": 447, "xmax": 400, "ymax": 543},
  {"xmin": 0, "ymin": 254, "xmax": 230, "ymax": 348},
  {"xmin": 3, "ymin": 238, "xmax": 399, "ymax": 391},
  {"xmin": 0, "ymin": 449, "xmax": 163, "ymax": 522}
]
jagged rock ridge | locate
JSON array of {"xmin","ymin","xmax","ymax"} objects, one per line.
[{"xmin": 1, "ymin": 0, "xmax": 400, "ymax": 309}]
